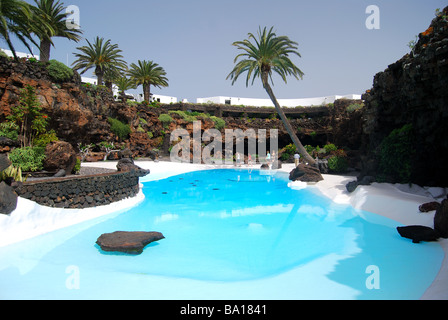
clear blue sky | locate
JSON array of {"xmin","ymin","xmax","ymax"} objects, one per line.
[{"xmin": 9, "ymin": 0, "xmax": 448, "ymax": 102}]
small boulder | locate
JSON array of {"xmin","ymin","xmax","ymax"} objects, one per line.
[
  {"xmin": 289, "ymin": 164, "xmax": 323, "ymax": 183},
  {"xmin": 397, "ymin": 225, "xmax": 440, "ymax": 243},
  {"xmin": 117, "ymin": 158, "xmax": 150, "ymax": 177},
  {"xmin": 0, "ymin": 181, "xmax": 18, "ymax": 215},
  {"xmin": 419, "ymin": 201, "xmax": 440, "ymax": 212},
  {"xmin": 346, "ymin": 180, "xmax": 358, "ymax": 193},
  {"xmin": 0, "ymin": 154, "xmax": 12, "ymax": 172},
  {"xmin": 260, "ymin": 163, "xmax": 270, "ymax": 170},
  {"xmin": 44, "ymin": 141, "xmax": 77, "ymax": 174},
  {"xmin": 96, "ymin": 231, "xmax": 165, "ymax": 254}
]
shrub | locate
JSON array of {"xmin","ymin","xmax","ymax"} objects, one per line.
[
  {"xmin": 108, "ymin": 117, "xmax": 131, "ymax": 141},
  {"xmin": 323, "ymin": 143, "xmax": 337, "ymax": 153},
  {"xmin": 9, "ymin": 146, "xmax": 46, "ymax": 172},
  {"xmin": 0, "ymin": 122, "xmax": 19, "ymax": 140},
  {"xmin": 378, "ymin": 124, "xmax": 414, "ymax": 183},
  {"xmin": 346, "ymin": 103, "xmax": 364, "ymax": 113},
  {"xmin": 33, "ymin": 130, "xmax": 58, "ymax": 148},
  {"xmin": 72, "ymin": 158, "xmax": 81, "ymax": 174},
  {"xmin": 158, "ymin": 113, "xmax": 173, "ymax": 124},
  {"xmin": 168, "ymin": 110, "xmax": 195, "ymax": 122},
  {"xmin": 210, "ymin": 116, "xmax": 225, "ymax": 130},
  {"xmin": 328, "ymin": 155, "xmax": 348, "ymax": 173},
  {"xmin": 7, "ymin": 85, "xmax": 48, "ymax": 147},
  {"xmin": 47, "ymin": 59, "xmax": 74, "ymax": 82},
  {"xmin": 280, "ymin": 143, "xmax": 297, "ymax": 161}
]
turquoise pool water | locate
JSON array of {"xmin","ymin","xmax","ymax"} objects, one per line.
[{"xmin": 0, "ymin": 169, "xmax": 444, "ymax": 299}]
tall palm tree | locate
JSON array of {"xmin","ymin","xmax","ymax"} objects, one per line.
[
  {"xmin": 0, "ymin": 0, "xmax": 39, "ymax": 59},
  {"xmin": 31, "ymin": 0, "xmax": 83, "ymax": 62},
  {"xmin": 128, "ymin": 60, "xmax": 168, "ymax": 102},
  {"xmin": 227, "ymin": 26, "xmax": 315, "ymax": 165},
  {"xmin": 72, "ymin": 36, "xmax": 126, "ymax": 86}
]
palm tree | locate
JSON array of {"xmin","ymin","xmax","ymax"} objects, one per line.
[
  {"xmin": 115, "ymin": 76, "xmax": 136, "ymax": 95},
  {"xmin": 128, "ymin": 60, "xmax": 168, "ymax": 102},
  {"xmin": 227, "ymin": 26, "xmax": 315, "ymax": 165},
  {"xmin": 114, "ymin": 75, "xmax": 136, "ymax": 102},
  {"xmin": 31, "ymin": 0, "xmax": 83, "ymax": 62},
  {"xmin": 72, "ymin": 36, "xmax": 126, "ymax": 86},
  {"xmin": 0, "ymin": 0, "xmax": 39, "ymax": 59},
  {"xmin": 103, "ymin": 64, "xmax": 124, "ymax": 92}
]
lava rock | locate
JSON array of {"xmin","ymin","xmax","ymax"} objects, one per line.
[
  {"xmin": 397, "ymin": 225, "xmax": 440, "ymax": 243},
  {"xmin": 434, "ymin": 199, "xmax": 448, "ymax": 238},
  {"xmin": 0, "ymin": 181, "xmax": 18, "ymax": 215},
  {"xmin": 0, "ymin": 154, "xmax": 12, "ymax": 172},
  {"xmin": 419, "ymin": 201, "xmax": 441, "ymax": 212},
  {"xmin": 116, "ymin": 158, "xmax": 150, "ymax": 177},
  {"xmin": 346, "ymin": 180, "xmax": 358, "ymax": 193},
  {"xmin": 96, "ymin": 231, "xmax": 165, "ymax": 254},
  {"xmin": 44, "ymin": 141, "xmax": 77, "ymax": 174},
  {"xmin": 289, "ymin": 164, "xmax": 323, "ymax": 183}
]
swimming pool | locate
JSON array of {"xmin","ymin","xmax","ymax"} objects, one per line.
[{"xmin": 0, "ymin": 169, "xmax": 444, "ymax": 299}]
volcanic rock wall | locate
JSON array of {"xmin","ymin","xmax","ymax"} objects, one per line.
[{"xmin": 361, "ymin": 7, "xmax": 448, "ymax": 186}]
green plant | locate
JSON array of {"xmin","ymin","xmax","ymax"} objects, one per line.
[
  {"xmin": 33, "ymin": 129, "xmax": 58, "ymax": 147},
  {"xmin": 378, "ymin": 124, "xmax": 414, "ymax": 183},
  {"xmin": 0, "ymin": 122, "xmax": 19, "ymax": 140},
  {"xmin": 168, "ymin": 110, "xmax": 196, "ymax": 122},
  {"xmin": 72, "ymin": 158, "xmax": 81, "ymax": 174},
  {"xmin": 7, "ymin": 85, "xmax": 49, "ymax": 147},
  {"xmin": 47, "ymin": 59, "xmax": 74, "ymax": 82},
  {"xmin": 108, "ymin": 117, "xmax": 130, "ymax": 141},
  {"xmin": 158, "ymin": 113, "xmax": 173, "ymax": 124},
  {"xmin": 346, "ymin": 103, "xmax": 364, "ymax": 113},
  {"xmin": 323, "ymin": 143, "xmax": 337, "ymax": 153},
  {"xmin": 9, "ymin": 146, "xmax": 46, "ymax": 172},
  {"xmin": 0, "ymin": 164, "xmax": 26, "ymax": 182},
  {"xmin": 280, "ymin": 143, "xmax": 297, "ymax": 161},
  {"xmin": 210, "ymin": 116, "xmax": 225, "ymax": 130},
  {"xmin": 328, "ymin": 155, "xmax": 348, "ymax": 173}
]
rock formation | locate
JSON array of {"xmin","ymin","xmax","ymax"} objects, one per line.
[
  {"xmin": 43, "ymin": 141, "xmax": 77, "ymax": 174},
  {"xmin": 397, "ymin": 225, "xmax": 440, "ymax": 243},
  {"xmin": 360, "ymin": 7, "xmax": 448, "ymax": 186},
  {"xmin": 96, "ymin": 231, "xmax": 165, "ymax": 254},
  {"xmin": 289, "ymin": 164, "xmax": 324, "ymax": 183},
  {"xmin": 434, "ymin": 199, "xmax": 448, "ymax": 238}
]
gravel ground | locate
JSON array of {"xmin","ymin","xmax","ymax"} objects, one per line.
[{"xmin": 25, "ymin": 166, "xmax": 117, "ymax": 181}]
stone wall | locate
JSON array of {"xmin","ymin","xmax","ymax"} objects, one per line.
[{"xmin": 15, "ymin": 169, "xmax": 146, "ymax": 209}]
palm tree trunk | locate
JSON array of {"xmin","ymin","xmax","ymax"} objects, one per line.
[
  {"xmin": 261, "ymin": 71, "xmax": 316, "ymax": 166},
  {"xmin": 39, "ymin": 39, "xmax": 51, "ymax": 62},
  {"xmin": 143, "ymin": 83, "xmax": 151, "ymax": 102},
  {"xmin": 95, "ymin": 66, "xmax": 104, "ymax": 86}
]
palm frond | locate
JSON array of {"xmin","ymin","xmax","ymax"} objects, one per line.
[{"xmin": 227, "ymin": 26, "xmax": 304, "ymax": 88}]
